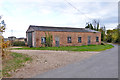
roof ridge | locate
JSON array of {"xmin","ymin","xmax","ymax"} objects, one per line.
[
  {"xmin": 27, "ymin": 25, "xmax": 100, "ymax": 33},
  {"xmin": 29, "ymin": 25, "xmax": 85, "ymax": 29}
]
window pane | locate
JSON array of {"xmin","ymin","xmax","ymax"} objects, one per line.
[
  {"xmin": 96, "ymin": 37, "xmax": 99, "ymax": 42},
  {"xmin": 88, "ymin": 36, "xmax": 91, "ymax": 44},
  {"xmin": 41, "ymin": 37, "xmax": 46, "ymax": 43},
  {"xmin": 78, "ymin": 37, "xmax": 82, "ymax": 43},
  {"xmin": 67, "ymin": 37, "xmax": 71, "ymax": 43}
]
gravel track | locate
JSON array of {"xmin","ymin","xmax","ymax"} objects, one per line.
[{"xmin": 10, "ymin": 50, "xmax": 99, "ymax": 78}]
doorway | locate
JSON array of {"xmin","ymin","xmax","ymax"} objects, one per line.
[
  {"xmin": 88, "ymin": 36, "xmax": 91, "ymax": 45},
  {"xmin": 28, "ymin": 32, "xmax": 32, "ymax": 47},
  {"xmin": 55, "ymin": 37, "xmax": 59, "ymax": 47}
]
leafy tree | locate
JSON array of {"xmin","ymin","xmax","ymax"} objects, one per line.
[
  {"xmin": 85, "ymin": 20, "xmax": 120, "ymax": 43},
  {"xmin": 111, "ymin": 29, "xmax": 118, "ymax": 43},
  {"xmin": 117, "ymin": 24, "xmax": 120, "ymax": 43},
  {"xmin": 105, "ymin": 24, "xmax": 120, "ymax": 43},
  {"xmin": 106, "ymin": 30, "xmax": 113, "ymax": 42},
  {"xmin": 99, "ymin": 26, "xmax": 106, "ymax": 41}
]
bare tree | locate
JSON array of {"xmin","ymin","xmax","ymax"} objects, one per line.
[
  {"xmin": 92, "ymin": 19, "xmax": 100, "ymax": 31},
  {"xmin": 85, "ymin": 19, "xmax": 100, "ymax": 31}
]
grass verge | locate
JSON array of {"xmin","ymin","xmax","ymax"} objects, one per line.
[
  {"xmin": 13, "ymin": 44, "xmax": 114, "ymax": 51},
  {"xmin": 2, "ymin": 52, "xmax": 32, "ymax": 77}
]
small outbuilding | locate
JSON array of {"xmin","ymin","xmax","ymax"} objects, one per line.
[{"xmin": 26, "ymin": 25, "xmax": 101, "ymax": 47}]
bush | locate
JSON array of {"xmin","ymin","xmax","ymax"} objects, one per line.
[
  {"xmin": 45, "ymin": 32, "xmax": 53, "ymax": 47},
  {"xmin": 12, "ymin": 41, "xmax": 25, "ymax": 46}
]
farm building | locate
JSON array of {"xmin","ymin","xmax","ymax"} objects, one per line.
[{"xmin": 26, "ymin": 25, "xmax": 101, "ymax": 47}]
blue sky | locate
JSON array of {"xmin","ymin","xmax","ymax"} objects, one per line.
[{"xmin": 0, "ymin": 0, "xmax": 118, "ymax": 38}]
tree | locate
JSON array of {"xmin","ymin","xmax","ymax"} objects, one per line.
[
  {"xmin": 85, "ymin": 22, "xmax": 93, "ymax": 30},
  {"xmin": 85, "ymin": 19, "xmax": 106, "ymax": 41},
  {"xmin": 85, "ymin": 19, "xmax": 100, "ymax": 31},
  {"xmin": 117, "ymin": 24, "xmax": 120, "ymax": 43},
  {"xmin": 105, "ymin": 25, "xmax": 120, "ymax": 43},
  {"xmin": 0, "ymin": 16, "xmax": 7, "ymax": 57},
  {"xmin": 0, "ymin": 16, "xmax": 6, "ymax": 32},
  {"xmin": 99, "ymin": 26, "xmax": 106, "ymax": 41},
  {"xmin": 92, "ymin": 19, "xmax": 100, "ymax": 31},
  {"xmin": 85, "ymin": 20, "xmax": 120, "ymax": 43},
  {"xmin": 106, "ymin": 30, "xmax": 113, "ymax": 42},
  {"xmin": 97, "ymin": 22, "xmax": 99, "ymax": 31}
]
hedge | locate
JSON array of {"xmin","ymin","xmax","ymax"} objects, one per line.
[{"xmin": 12, "ymin": 41, "xmax": 25, "ymax": 46}]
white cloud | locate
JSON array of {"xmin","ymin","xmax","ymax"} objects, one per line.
[
  {"xmin": 1, "ymin": 0, "xmax": 118, "ymax": 38},
  {"xmin": 105, "ymin": 23, "xmax": 118, "ymax": 30},
  {"xmin": 70, "ymin": 0, "xmax": 118, "ymax": 2}
]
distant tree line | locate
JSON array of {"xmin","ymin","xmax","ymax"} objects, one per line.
[
  {"xmin": 85, "ymin": 19, "xmax": 120, "ymax": 43},
  {"xmin": 106, "ymin": 25, "xmax": 120, "ymax": 43}
]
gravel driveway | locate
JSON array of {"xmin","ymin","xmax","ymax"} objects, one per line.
[
  {"xmin": 11, "ymin": 50, "xmax": 99, "ymax": 78},
  {"xmin": 34, "ymin": 45, "xmax": 118, "ymax": 78}
]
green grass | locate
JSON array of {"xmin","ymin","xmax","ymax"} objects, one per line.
[
  {"xmin": 13, "ymin": 44, "xmax": 114, "ymax": 51},
  {"xmin": 2, "ymin": 52, "xmax": 32, "ymax": 77}
]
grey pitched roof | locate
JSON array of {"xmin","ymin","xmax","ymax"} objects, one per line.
[{"xmin": 26, "ymin": 25, "xmax": 100, "ymax": 33}]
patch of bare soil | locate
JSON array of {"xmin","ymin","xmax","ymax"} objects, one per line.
[{"xmin": 10, "ymin": 50, "xmax": 99, "ymax": 78}]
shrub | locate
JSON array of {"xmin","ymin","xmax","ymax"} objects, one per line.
[
  {"xmin": 45, "ymin": 32, "xmax": 53, "ymax": 47},
  {"xmin": 13, "ymin": 41, "xmax": 25, "ymax": 46},
  {"xmin": 0, "ymin": 36, "xmax": 11, "ymax": 58}
]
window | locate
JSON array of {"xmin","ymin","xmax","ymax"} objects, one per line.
[
  {"xmin": 67, "ymin": 37, "xmax": 72, "ymax": 43},
  {"xmin": 78, "ymin": 37, "xmax": 82, "ymax": 43},
  {"xmin": 41, "ymin": 37, "xmax": 46, "ymax": 43},
  {"xmin": 96, "ymin": 37, "xmax": 99, "ymax": 42},
  {"xmin": 88, "ymin": 36, "xmax": 91, "ymax": 44}
]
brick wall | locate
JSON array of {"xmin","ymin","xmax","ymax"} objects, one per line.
[{"xmin": 35, "ymin": 31, "xmax": 101, "ymax": 47}]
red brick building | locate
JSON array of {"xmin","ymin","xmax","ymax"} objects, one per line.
[{"xmin": 26, "ymin": 25, "xmax": 101, "ymax": 47}]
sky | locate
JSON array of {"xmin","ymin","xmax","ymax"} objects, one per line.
[{"xmin": 0, "ymin": 0, "xmax": 118, "ymax": 38}]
